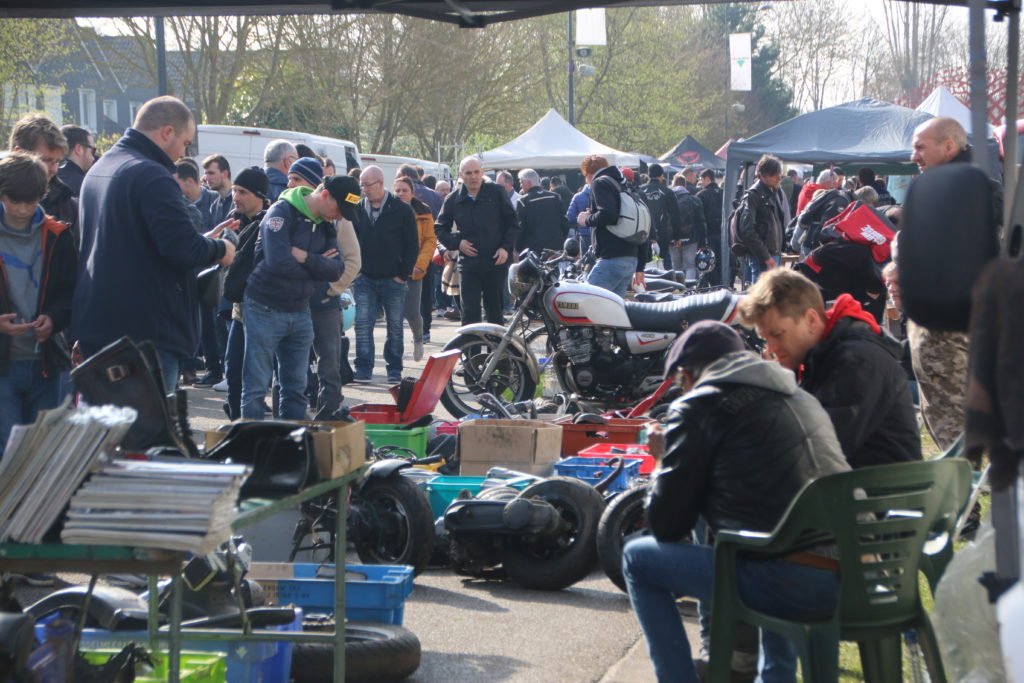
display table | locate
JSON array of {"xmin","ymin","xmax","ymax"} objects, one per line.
[{"xmin": 0, "ymin": 466, "xmax": 366, "ymax": 682}]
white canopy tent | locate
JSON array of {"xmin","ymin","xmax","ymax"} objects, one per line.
[
  {"xmin": 915, "ymin": 85, "xmax": 995, "ymax": 135},
  {"xmin": 479, "ymin": 109, "xmax": 639, "ymax": 170}
]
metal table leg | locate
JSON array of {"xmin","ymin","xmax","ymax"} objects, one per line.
[
  {"xmin": 335, "ymin": 484, "xmax": 347, "ymax": 681},
  {"xmin": 168, "ymin": 573, "xmax": 183, "ymax": 682}
]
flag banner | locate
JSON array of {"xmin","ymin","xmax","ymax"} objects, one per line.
[
  {"xmin": 729, "ymin": 32, "xmax": 752, "ymax": 91},
  {"xmin": 576, "ymin": 8, "xmax": 607, "ymax": 46}
]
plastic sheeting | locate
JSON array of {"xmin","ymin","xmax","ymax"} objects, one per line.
[{"xmin": 932, "ymin": 520, "xmax": 1007, "ymax": 682}]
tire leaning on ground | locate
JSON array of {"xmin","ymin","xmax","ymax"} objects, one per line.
[
  {"xmin": 596, "ymin": 483, "xmax": 650, "ymax": 593},
  {"xmin": 352, "ymin": 474, "xmax": 435, "ymax": 576},
  {"xmin": 291, "ymin": 621, "xmax": 422, "ymax": 682},
  {"xmin": 500, "ymin": 477, "xmax": 606, "ymax": 591}
]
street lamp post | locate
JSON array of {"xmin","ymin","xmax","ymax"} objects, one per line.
[{"xmin": 568, "ymin": 12, "xmax": 575, "ymax": 125}]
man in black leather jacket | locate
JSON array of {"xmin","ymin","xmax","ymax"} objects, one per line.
[
  {"xmin": 640, "ymin": 164, "xmax": 682, "ymax": 270},
  {"xmin": 739, "ymin": 268, "xmax": 921, "ymax": 468},
  {"xmin": 623, "ymin": 321, "xmax": 849, "ymax": 683}
]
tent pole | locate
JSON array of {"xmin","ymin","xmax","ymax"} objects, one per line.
[
  {"xmin": 567, "ymin": 11, "xmax": 575, "ymax": 126},
  {"xmin": 1003, "ymin": 7, "xmax": 1019, "ymax": 227},
  {"xmin": 968, "ymin": 0, "xmax": 990, "ymax": 177}
]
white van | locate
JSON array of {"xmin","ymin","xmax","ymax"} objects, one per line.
[
  {"xmin": 195, "ymin": 125, "xmax": 361, "ymax": 180},
  {"xmin": 359, "ymin": 153, "xmax": 453, "ymax": 186}
]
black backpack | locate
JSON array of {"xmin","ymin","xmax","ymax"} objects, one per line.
[
  {"xmin": 798, "ymin": 189, "xmax": 850, "ymax": 251},
  {"xmin": 673, "ymin": 189, "xmax": 702, "ymax": 240},
  {"xmin": 727, "ymin": 193, "xmax": 750, "ymax": 258}
]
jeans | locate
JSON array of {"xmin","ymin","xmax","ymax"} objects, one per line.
[
  {"xmin": 578, "ymin": 231, "xmax": 592, "ymax": 255},
  {"xmin": 623, "ymin": 536, "xmax": 839, "ymax": 683},
  {"xmin": 241, "ymin": 297, "xmax": 314, "ymax": 420},
  {"xmin": 672, "ymin": 242, "xmax": 699, "ymax": 281},
  {"xmin": 657, "ymin": 237, "xmax": 673, "ymax": 270},
  {"xmin": 311, "ymin": 306, "xmax": 343, "ymax": 414},
  {"xmin": 0, "ymin": 360, "xmax": 62, "ymax": 449},
  {"xmin": 353, "ymin": 276, "xmax": 406, "ymax": 380},
  {"xmin": 745, "ymin": 255, "xmax": 781, "ymax": 287},
  {"xmin": 460, "ymin": 266, "xmax": 507, "ymax": 325},
  {"xmin": 404, "ymin": 278, "xmax": 424, "ymax": 343},
  {"xmin": 587, "ymin": 255, "xmax": 635, "ymax": 298},
  {"xmin": 420, "ymin": 266, "xmax": 435, "ymax": 336},
  {"xmin": 224, "ymin": 319, "xmax": 245, "ymax": 420}
]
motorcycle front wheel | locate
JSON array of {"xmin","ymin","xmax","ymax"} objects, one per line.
[
  {"xmin": 440, "ymin": 333, "xmax": 537, "ymax": 418},
  {"xmin": 351, "ymin": 475, "xmax": 434, "ymax": 576}
]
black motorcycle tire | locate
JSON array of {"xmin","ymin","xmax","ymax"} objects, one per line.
[
  {"xmin": 440, "ymin": 333, "xmax": 537, "ymax": 418},
  {"xmin": 353, "ymin": 475, "xmax": 434, "ymax": 576},
  {"xmin": 500, "ymin": 477, "xmax": 605, "ymax": 591},
  {"xmin": 596, "ymin": 484, "xmax": 650, "ymax": 593},
  {"xmin": 291, "ymin": 621, "xmax": 421, "ymax": 682}
]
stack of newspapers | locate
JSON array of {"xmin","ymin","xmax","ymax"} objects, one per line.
[
  {"xmin": 62, "ymin": 459, "xmax": 250, "ymax": 554},
  {"xmin": 0, "ymin": 401, "xmax": 137, "ymax": 544}
]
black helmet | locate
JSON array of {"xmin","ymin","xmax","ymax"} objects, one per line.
[{"xmin": 696, "ymin": 247, "xmax": 716, "ymax": 273}]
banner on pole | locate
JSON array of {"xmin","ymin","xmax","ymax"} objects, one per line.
[
  {"xmin": 729, "ymin": 32, "xmax": 752, "ymax": 91},
  {"xmin": 576, "ymin": 8, "xmax": 607, "ymax": 46}
]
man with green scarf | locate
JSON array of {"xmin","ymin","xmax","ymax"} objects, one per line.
[{"xmin": 241, "ymin": 175, "xmax": 359, "ymax": 420}]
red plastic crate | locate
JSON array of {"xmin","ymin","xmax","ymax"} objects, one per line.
[
  {"xmin": 577, "ymin": 443, "xmax": 655, "ymax": 474},
  {"xmin": 349, "ymin": 350, "xmax": 460, "ymax": 425},
  {"xmin": 555, "ymin": 417, "xmax": 654, "ymax": 457}
]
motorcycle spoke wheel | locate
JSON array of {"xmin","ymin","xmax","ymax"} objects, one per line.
[{"xmin": 440, "ymin": 334, "xmax": 536, "ymax": 418}]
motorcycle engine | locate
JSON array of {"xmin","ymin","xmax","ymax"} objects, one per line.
[{"xmin": 558, "ymin": 328, "xmax": 592, "ymax": 365}]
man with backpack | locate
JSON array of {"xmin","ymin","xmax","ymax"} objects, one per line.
[
  {"xmin": 789, "ymin": 170, "xmax": 852, "ymax": 255},
  {"xmin": 670, "ymin": 173, "xmax": 707, "ymax": 281},
  {"xmin": 731, "ymin": 155, "xmax": 785, "ymax": 285},
  {"xmin": 641, "ymin": 164, "xmax": 682, "ymax": 270},
  {"xmin": 576, "ymin": 155, "xmax": 649, "ymax": 298}
]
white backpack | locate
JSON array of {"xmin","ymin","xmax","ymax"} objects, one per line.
[{"xmin": 605, "ymin": 176, "xmax": 652, "ymax": 245}]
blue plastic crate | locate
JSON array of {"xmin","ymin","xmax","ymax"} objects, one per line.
[
  {"xmin": 250, "ymin": 563, "xmax": 414, "ymax": 626},
  {"xmin": 554, "ymin": 456, "xmax": 642, "ymax": 493},
  {"xmin": 45, "ymin": 607, "xmax": 301, "ymax": 683},
  {"xmin": 423, "ymin": 476, "xmax": 531, "ymax": 518}
]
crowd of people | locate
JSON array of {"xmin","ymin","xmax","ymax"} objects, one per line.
[{"xmin": 0, "ymin": 92, "xmax": 987, "ymax": 678}]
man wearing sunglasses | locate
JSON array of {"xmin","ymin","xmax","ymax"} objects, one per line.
[{"xmin": 58, "ymin": 124, "xmax": 98, "ymax": 197}]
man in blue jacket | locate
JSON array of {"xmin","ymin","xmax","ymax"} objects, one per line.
[
  {"xmin": 74, "ymin": 96, "xmax": 237, "ymax": 391},
  {"xmin": 240, "ymin": 175, "xmax": 353, "ymax": 420}
]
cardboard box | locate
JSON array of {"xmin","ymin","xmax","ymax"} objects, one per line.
[
  {"xmin": 204, "ymin": 420, "xmax": 366, "ymax": 481},
  {"xmin": 457, "ymin": 419, "xmax": 561, "ymax": 476}
]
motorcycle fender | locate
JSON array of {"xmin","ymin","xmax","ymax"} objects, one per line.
[
  {"xmin": 447, "ymin": 323, "xmax": 540, "ymax": 385},
  {"xmin": 363, "ymin": 458, "xmax": 412, "ymax": 483}
]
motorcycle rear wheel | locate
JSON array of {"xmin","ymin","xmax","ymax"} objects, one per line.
[
  {"xmin": 352, "ymin": 475, "xmax": 434, "ymax": 576},
  {"xmin": 596, "ymin": 484, "xmax": 650, "ymax": 592},
  {"xmin": 440, "ymin": 333, "xmax": 537, "ymax": 418},
  {"xmin": 292, "ymin": 620, "xmax": 422, "ymax": 683}
]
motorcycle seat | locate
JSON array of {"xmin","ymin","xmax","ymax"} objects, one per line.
[{"xmin": 623, "ymin": 289, "xmax": 736, "ymax": 333}]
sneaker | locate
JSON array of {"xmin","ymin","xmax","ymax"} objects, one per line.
[
  {"xmin": 422, "ymin": 332, "xmax": 431, "ymax": 342},
  {"xmin": 387, "ymin": 376, "xmax": 402, "ymax": 384},
  {"xmin": 5, "ymin": 572, "xmax": 55, "ymax": 587},
  {"xmin": 413, "ymin": 340, "xmax": 424, "ymax": 362},
  {"xmin": 352, "ymin": 375, "xmax": 372, "ymax": 383},
  {"xmin": 192, "ymin": 372, "xmax": 222, "ymax": 389},
  {"xmin": 212, "ymin": 378, "xmax": 228, "ymax": 392},
  {"xmin": 444, "ymin": 308, "xmax": 461, "ymax": 321}
]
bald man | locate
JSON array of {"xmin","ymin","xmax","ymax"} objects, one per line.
[
  {"xmin": 904, "ymin": 116, "xmax": 976, "ymax": 449},
  {"xmin": 434, "ymin": 157, "xmax": 518, "ymax": 325},
  {"xmin": 911, "ymin": 116, "xmax": 971, "ymax": 172}
]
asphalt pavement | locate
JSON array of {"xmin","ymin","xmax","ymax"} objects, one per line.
[{"xmin": 180, "ymin": 313, "xmax": 701, "ymax": 682}]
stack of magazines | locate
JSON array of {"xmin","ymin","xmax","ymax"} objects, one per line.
[
  {"xmin": 0, "ymin": 401, "xmax": 137, "ymax": 544},
  {"xmin": 62, "ymin": 459, "xmax": 250, "ymax": 554}
]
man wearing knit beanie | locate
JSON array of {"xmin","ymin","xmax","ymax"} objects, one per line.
[
  {"xmin": 233, "ymin": 167, "xmax": 269, "ymax": 201},
  {"xmin": 288, "ymin": 157, "xmax": 324, "ymax": 190},
  {"xmin": 622, "ymin": 320, "xmax": 849, "ymax": 682}
]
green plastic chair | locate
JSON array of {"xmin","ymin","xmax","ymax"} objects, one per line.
[{"xmin": 707, "ymin": 459, "xmax": 973, "ymax": 683}]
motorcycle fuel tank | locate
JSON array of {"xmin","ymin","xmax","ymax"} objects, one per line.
[
  {"xmin": 543, "ymin": 282, "xmax": 632, "ymax": 328},
  {"xmin": 622, "ymin": 330, "xmax": 676, "ymax": 355}
]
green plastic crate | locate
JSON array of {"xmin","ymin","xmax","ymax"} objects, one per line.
[
  {"xmin": 83, "ymin": 650, "xmax": 226, "ymax": 683},
  {"xmin": 365, "ymin": 424, "xmax": 428, "ymax": 458}
]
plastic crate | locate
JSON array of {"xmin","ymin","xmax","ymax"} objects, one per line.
[
  {"xmin": 67, "ymin": 607, "xmax": 301, "ymax": 683},
  {"xmin": 423, "ymin": 476, "xmax": 531, "ymax": 517},
  {"xmin": 83, "ymin": 650, "xmax": 226, "ymax": 683},
  {"xmin": 556, "ymin": 418, "xmax": 654, "ymax": 456},
  {"xmin": 577, "ymin": 443, "xmax": 656, "ymax": 475},
  {"xmin": 554, "ymin": 456, "xmax": 642, "ymax": 493},
  {"xmin": 251, "ymin": 563, "xmax": 414, "ymax": 626},
  {"xmin": 365, "ymin": 423, "xmax": 429, "ymax": 458}
]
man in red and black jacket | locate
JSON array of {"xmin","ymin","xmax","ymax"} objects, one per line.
[
  {"xmin": 739, "ymin": 268, "xmax": 920, "ymax": 469},
  {"xmin": 0, "ymin": 153, "xmax": 76, "ymax": 449}
]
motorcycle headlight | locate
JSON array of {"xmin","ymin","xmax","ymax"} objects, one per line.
[{"xmin": 508, "ymin": 262, "xmax": 531, "ymax": 297}]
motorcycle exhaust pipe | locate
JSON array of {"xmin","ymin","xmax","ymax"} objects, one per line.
[{"xmin": 502, "ymin": 498, "xmax": 569, "ymax": 537}]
